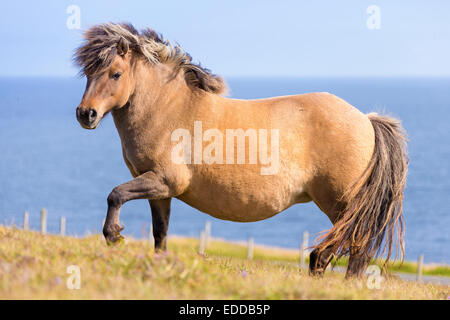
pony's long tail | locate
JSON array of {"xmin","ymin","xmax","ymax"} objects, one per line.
[{"xmin": 316, "ymin": 113, "xmax": 408, "ymax": 270}]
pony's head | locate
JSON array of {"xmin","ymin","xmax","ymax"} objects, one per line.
[
  {"xmin": 75, "ymin": 39, "xmax": 134, "ymax": 129},
  {"xmin": 74, "ymin": 23, "xmax": 226, "ymax": 129},
  {"xmin": 74, "ymin": 24, "xmax": 140, "ymax": 129}
]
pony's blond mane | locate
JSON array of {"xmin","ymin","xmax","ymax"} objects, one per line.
[{"xmin": 74, "ymin": 23, "xmax": 226, "ymax": 94}]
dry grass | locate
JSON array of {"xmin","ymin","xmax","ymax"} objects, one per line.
[{"xmin": 0, "ymin": 226, "xmax": 447, "ymax": 299}]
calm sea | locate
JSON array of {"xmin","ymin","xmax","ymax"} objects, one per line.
[{"xmin": 0, "ymin": 77, "xmax": 449, "ymax": 263}]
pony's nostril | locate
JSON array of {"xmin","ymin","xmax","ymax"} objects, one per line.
[
  {"xmin": 76, "ymin": 106, "xmax": 100, "ymax": 129},
  {"xmin": 89, "ymin": 109, "xmax": 97, "ymax": 120}
]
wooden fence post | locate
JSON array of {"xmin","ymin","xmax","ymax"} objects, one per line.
[
  {"xmin": 23, "ymin": 211, "xmax": 29, "ymax": 231},
  {"xmin": 417, "ymin": 254, "xmax": 424, "ymax": 282},
  {"xmin": 205, "ymin": 220, "xmax": 211, "ymax": 248},
  {"xmin": 149, "ymin": 225, "xmax": 154, "ymax": 246},
  {"xmin": 40, "ymin": 208, "xmax": 47, "ymax": 234},
  {"xmin": 300, "ymin": 231, "xmax": 309, "ymax": 268},
  {"xmin": 60, "ymin": 216, "xmax": 66, "ymax": 236},
  {"xmin": 199, "ymin": 230, "xmax": 206, "ymax": 255},
  {"xmin": 247, "ymin": 237, "xmax": 254, "ymax": 260}
]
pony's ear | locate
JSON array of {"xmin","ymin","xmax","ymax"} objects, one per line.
[{"xmin": 117, "ymin": 37, "xmax": 129, "ymax": 56}]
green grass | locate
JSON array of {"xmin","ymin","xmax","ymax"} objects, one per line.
[
  {"xmin": 0, "ymin": 226, "xmax": 448, "ymax": 299},
  {"xmin": 193, "ymin": 236, "xmax": 450, "ymax": 277}
]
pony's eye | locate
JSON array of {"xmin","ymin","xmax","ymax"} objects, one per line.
[{"xmin": 112, "ymin": 72, "xmax": 122, "ymax": 80}]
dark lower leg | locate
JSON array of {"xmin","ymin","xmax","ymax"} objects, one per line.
[
  {"xmin": 149, "ymin": 198, "xmax": 171, "ymax": 252},
  {"xmin": 103, "ymin": 199, "xmax": 124, "ymax": 245},
  {"xmin": 345, "ymin": 249, "xmax": 372, "ymax": 278},
  {"xmin": 102, "ymin": 171, "xmax": 171, "ymax": 245}
]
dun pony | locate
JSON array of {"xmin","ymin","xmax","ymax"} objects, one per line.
[{"xmin": 74, "ymin": 23, "xmax": 408, "ymax": 278}]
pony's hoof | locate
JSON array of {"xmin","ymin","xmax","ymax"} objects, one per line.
[
  {"xmin": 154, "ymin": 251, "xmax": 168, "ymax": 260},
  {"xmin": 309, "ymin": 268, "xmax": 325, "ymax": 278},
  {"xmin": 103, "ymin": 224, "xmax": 125, "ymax": 246},
  {"xmin": 106, "ymin": 234, "xmax": 125, "ymax": 246}
]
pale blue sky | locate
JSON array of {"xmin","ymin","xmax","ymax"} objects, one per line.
[{"xmin": 1, "ymin": 0, "xmax": 449, "ymax": 77}]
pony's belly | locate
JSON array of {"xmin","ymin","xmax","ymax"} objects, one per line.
[
  {"xmin": 177, "ymin": 194, "xmax": 290, "ymax": 222},
  {"xmin": 176, "ymin": 180, "xmax": 303, "ymax": 222},
  {"xmin": 207, "ymin": 210, "xmax": 283, "ymax": 222}
]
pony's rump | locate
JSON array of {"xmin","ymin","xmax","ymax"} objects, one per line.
[{"xmin": 316, "ymin": 112, "xmax": 408, "ymax": 266}]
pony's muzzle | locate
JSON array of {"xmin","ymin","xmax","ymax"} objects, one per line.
[{"xmin": 76, "ymin": 107, "xmax": 99, "ymax": 129}]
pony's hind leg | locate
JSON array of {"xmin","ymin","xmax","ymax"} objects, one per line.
[
  {"xmin": 309, "ymin": 245, "xmax": 335, "ymax": 276},
  {"xmin": 149, "ymin": 198, "xmax": 171, "ymax": 252},
  {"xmin": 345, "ymin": 249, "xmax": 372, "ymax": 278}
]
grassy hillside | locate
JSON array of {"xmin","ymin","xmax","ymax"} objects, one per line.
[{"xmin": 0, "ymin": 226, "xmax": 447, "ymax": 299}]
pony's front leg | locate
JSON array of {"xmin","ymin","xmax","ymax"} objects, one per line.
[
  {"xmin": 103, "ymin": 171, "xmax": 171, "ymax": 245},
  {"xmin": 149, "ymin": 198, "xmax": 171, "ymax": 252}
]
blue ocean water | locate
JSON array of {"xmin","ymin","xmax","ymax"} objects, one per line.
[{"xmin": 0, "ymin": 77, "xmax": 449, "ymax": 263}]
